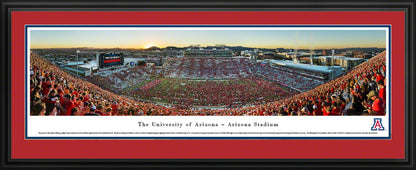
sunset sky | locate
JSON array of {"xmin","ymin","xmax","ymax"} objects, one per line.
[{"xmin": 30, "ymin": 28, "xmax": 387, "ymax": 49}]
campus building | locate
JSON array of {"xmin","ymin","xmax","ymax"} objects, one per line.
[
  {"xmin": 317, "ymin": 56, "xmax": 365, "ymax": 70},
  {"xmin": 264, "ymin": 59, "xmax": 344, "ymax": 81}
]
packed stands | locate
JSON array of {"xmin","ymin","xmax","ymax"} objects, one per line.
[
  {"xmin": 30, "ymin": 51, "xmax": 386, "ymax": 116},
  {"xmin": 254, "ymin": 64, "xmax": 325, "ymax": 92},
  {"xmin": 163, "ymin": 57, "xmax": 253, "ymax": 79}
]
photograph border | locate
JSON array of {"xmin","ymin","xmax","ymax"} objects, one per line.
[
  {"xmin": 25, "ymin": 24, "xmax": 392, "ymax": 140},
  {"xmin": 2, "ymin": 0, "xmax": 414, "ymax": 169}
]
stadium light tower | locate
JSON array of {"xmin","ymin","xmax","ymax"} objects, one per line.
[
  {"xmin": 76, "ymin": 50, "xmax": 80, "ymax": 76},
  {"xmin": 331, "ymin": 49, "xmax": 335, "ymax": 80},
  {"xmin": 331, "ymin": 49, "xmax": 335, "ymax": 67},
  {"xmin": 293, "ymin": 48, "xmax": 298, "ymax": 64},
  {"xmin": 310, "ymin": 49, "xmax": 314, "ymax": 65}
]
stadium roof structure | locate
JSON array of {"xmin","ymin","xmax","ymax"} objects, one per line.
[
  {"xmin": 232, "ymin": 56, "xmax": 250, "ymax": 58},
  {"xmin": 317, "ymin": 56, "xmax": 365, "ymax": 61},
  {"xmin": 264, "ymin": 59, "xmax": 342, "ymax": 73}
]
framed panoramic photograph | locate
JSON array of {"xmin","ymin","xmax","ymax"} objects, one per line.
[{"xmin": 1, "ymin": 0, "xmax": 414, "ymax": 169}]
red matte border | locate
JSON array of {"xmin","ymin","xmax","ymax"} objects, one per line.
[{"xmin": 11, "ymin": 11, "xmax": 405, "ymax": 159}]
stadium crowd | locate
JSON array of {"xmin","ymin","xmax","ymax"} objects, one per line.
[
  {"xmin": 163, "ymin": 58, "xmax": 253, "ymax": 79},
  {"xmin": 30, "ymin": 51, "xmax": 386, "ymax": 116},
  {"xmin": 86, "ymin": 57, "xmax": 325, "ymax": 95},
  {"xmin": 29, "ymin": 53, "xmax": 172, "ymax": 116},
  {"xmin": 84, "ymin": 65, "xmax": 161, "ymax": 93},
  {"xmin": 254, "ymin": 63, "xmax": 325, "ymax": 92},
  {"xmin": 261, "ymin": 51, "xmax": 387, "ymax": 116}
]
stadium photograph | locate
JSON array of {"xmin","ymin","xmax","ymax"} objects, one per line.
[{"xmin": 28, "ymin": 27, "xmax": 388, "ymax": 116}]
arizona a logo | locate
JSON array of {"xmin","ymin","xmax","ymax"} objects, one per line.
[{"xmin": 371, "ymin": 118, "xmax": 385, "ymax": 131}]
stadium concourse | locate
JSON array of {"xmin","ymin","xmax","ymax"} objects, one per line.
[{"xmin": 30, "ymin": 51, "xmax": 386, "ymax": 116}]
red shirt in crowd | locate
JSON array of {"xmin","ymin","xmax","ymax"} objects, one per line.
[
  {"xmin": 60, "ymin": 101, "xmax": 75, "ymax": 116},
  {"xmin": 376, "ymin": 74, "xmax": 385, "ymax": 83},
  {"xmin": 82, "ymin": 94, "xmax": 90, "ymax": 102},
  {"xmin": 41, "ymin": 81, "xmax": 51, "ymax": 95},
  {"xmin": 379, "ymin": 87, "xmax": 386, "ymax": 101},
  {"xmin": 72, "ymin": 91, "xmax": 79, "ymax": 98},
  {"xmin": 372, "ymin": 98, "xmax": 385, "ymax": 115},
  {"xmin": 331, "ymin": 107, "xmax": 340, "ymax": 115},
  {"xmin": 111, "ymin": 104, "xmax": 118, "ymax": 113},
  {"xmin": 313, "ymin": 109, "xmax": 322, "ymax": 116},
  {"xmin": 322, "ymin": 107, "xmax": 330, "ymax": 116}
]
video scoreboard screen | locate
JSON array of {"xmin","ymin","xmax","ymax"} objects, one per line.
[{"xmin": 98, "ymin": 53, "xmax": 124, "ymax": 68}]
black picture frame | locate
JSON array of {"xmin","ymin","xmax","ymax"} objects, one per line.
[{"xmin": 1, "ymin": 0, "xmax": 414, "ymax": 169}]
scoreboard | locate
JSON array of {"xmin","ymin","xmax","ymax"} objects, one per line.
[{"xmin": 98, "ymin": 53, "xmax": 124, "ymax": 68}]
